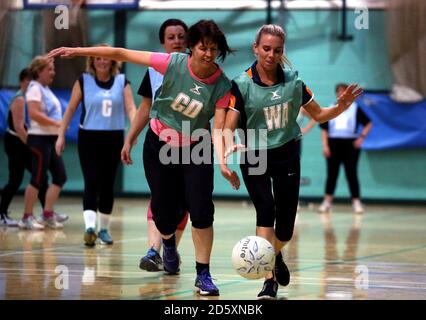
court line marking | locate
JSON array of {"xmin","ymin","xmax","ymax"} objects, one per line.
[
  {"xmin": 146, "ymin": 242, "xmax": 426, "ymax": 299},
  {"xmin": 1, "ymin": 210, "xmax": 425, "ymax": 299}
]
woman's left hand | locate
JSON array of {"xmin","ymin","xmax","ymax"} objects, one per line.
[
  {"xmin": 354, "ymin": 137, "xmax": 364, "ymax": 149},
  {"xmin": 220, "ymin": 165, "xmax": 240, "ymax": 190},
  {"xmin": 337, "ymin": 84, "xmax": 364, "ymax": 110}
]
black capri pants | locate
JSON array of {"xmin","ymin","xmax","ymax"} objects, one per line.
[
  {"xmin": 325, "ymin": 138, "xmax": 361, "ymax": 198},
  {"xmin": 78, "ymin": 129, "xmax": 123, "ymax": 214},
  {"xmin": 143, "ymin": 127, "xmax": 214, "ymax": 235},
  {"xmin": 27, "ymin": 134, "xmax": 67, "ymax": 190},
  {"xmin": 0, "ymin": 133, "xmax": 48, "ymax": 214},
  {"xmin": 240, "ymin": 140, "xmax": 300, "ymax": 242}
]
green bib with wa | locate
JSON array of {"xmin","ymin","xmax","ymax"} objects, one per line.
[
  {"xmin": 234, "ymin": 69, "xmax": 303, "ymax": 150},
  {"xmin": 149, "ymin": 53, "xmax": 231, "ymax": 134}
]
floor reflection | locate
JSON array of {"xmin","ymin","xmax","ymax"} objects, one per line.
[{"xmin": 319, "ymin": 212, "xmax": 368, "ymax": 299}]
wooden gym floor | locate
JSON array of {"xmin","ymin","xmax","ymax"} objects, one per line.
[{"xmin": 0, "ymin": 197, "xmax": 425, "ymax": 300}]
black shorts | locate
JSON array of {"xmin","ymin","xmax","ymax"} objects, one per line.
[
  {"xmin": 143, "ymin": 127, "xmax": 214, "ymax": 234},
  {"xmin": 27, "ymin": 134, "xmax": 67, "ymax": 189}
]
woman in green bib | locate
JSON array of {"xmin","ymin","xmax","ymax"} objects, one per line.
[
  {"xmin": 221, "ymin": 24, "xmax": 362, "ymax": 299},
  {"xmin": 48, "ymin": 19, "xmax": 233, "ymax": 297}
]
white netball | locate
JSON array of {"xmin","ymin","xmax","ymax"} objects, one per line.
[{"xmin": 231, "ymin": 236, "xmax": 275, "ymax": 279}]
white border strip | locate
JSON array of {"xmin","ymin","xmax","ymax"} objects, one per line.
[
  {"xmin": 139, "ymin": 1, "xmax": 386, "ymax": 10},
  {"xmin": 11, "ymin": 0, "xmax": 387, "ymax": 10}
]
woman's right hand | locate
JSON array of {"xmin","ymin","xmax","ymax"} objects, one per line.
[
  {"xmin": 55, "ymin": 135, "xmax": 65, "ymax": 156},
  {"xmin": 121, "ymin": 140, "xmax": 133, "ymax": 165},
  {"xmin": 47, "ymin": 47, "xmax": 78, "ymax": 59},
  {"xmin": 220, "ymin": 164, "xmax": 240, "ymax": 190}
]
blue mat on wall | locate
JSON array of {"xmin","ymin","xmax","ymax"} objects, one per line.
[
  {"xmin": 0, "ymin": 88, "xmax": 80, "ymax": 142},
  {"xmin": 357, "ymin": 93, "xmax": 426, "ymax": 150}
]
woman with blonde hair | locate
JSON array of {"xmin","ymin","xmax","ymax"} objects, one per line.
[
  {"xmin": 220, "ymin": 24, "xmax": 362, "ymax": 299},
  {"xmin": 19, "ymin": 55, "xmax": 67, "ymax": 230},
  {"xmin": 55, "ymin": 44, "xmax": 137, "ymax": 246}
]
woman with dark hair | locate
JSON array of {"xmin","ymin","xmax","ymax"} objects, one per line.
[
  {"xmin": 137, "ymin": 18, "xmax": 190, "ymax": 272},
  {"xmin": 318, "ymin": 83, "xmax": 372, "ymax": 214},
  {"xmin": 49, "ymin": 19, "xmax": 234, "ymax": 296},
  {"xmin": 0, "ymin": 68, "xmax": 69, "ymax": 227},
  {"xmin": 55, "ymin": 44, "xmax": 137, "ymax": 246},
  {"xmin": 0, "ymin": 69, "xmax": 32, "ymax": 226}
]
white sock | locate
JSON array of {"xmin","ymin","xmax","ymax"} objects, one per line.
[
  {"xmin": 83, "ymin": 210, "xmax": 97, "ymax": 230},
  {"xmin": 99, "ymin": 213, "xmax": 111, "ymax": 231}
]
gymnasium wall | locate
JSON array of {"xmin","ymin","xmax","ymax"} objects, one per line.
[{"xmin": 1, "ymin": 8, "xmax": 426, "ymax": 201}]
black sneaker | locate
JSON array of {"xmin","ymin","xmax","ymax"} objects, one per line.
[
  {"xmin": 275, "ymin": 252, "xmax": 290, "ymax": 286},
  {"xmin": 0, "ymin": 213, "xmax": 18, "ymax": 227},
  {"xmin": 257, "ymin": 278, "xmax": 278, "ymax": 300},
  {"xmin": 194, "ymin": 269, "xmax": 220, "ymax": 296},
  {"xmin": 139, "ymin": 247, "xmax": 163, "ymax": 272},
  {"xmin": 162, "ymin": 241, "xmax": 180, "ymax": 274}
]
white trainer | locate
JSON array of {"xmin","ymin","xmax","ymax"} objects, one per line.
[
  {"xmin": 41, "ymin": 216, "xmax": 64, "ymax": 229},
  {"xmin": 318, "ymin": 201, "xmax": 332, "ymax": 213},
  {"xmin": 18, "ymin": 216, "xmax": 45, "ymax": 230},
  {"xmin": 0, "ymin": 214, "xmax": 19, "ymax": 227},
  {"xmin": 352, "ymin": 200, "xmax": 364, "ymax": 214}
]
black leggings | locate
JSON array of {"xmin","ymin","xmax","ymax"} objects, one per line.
[
  {"xmin": 240, "ymin": 140, "xmax": 300, "ymax": 242},
  {"xmin": 0, "ymin": 133, "xmax": 47, "ymax": 214},
  {"xmin": 78, "ymin": 129, "xmax": 123, "ymax": 214},
  {"xmin": 143, "ymin": 127, "xmax": 214, "ymax": 235},
  {"xmin": 27, "ymin": 134, "xmax": 67, "ymax": 190},
  {"xmin": 325, "ymin": 138, "xmax": 360, "ymax": 198}
]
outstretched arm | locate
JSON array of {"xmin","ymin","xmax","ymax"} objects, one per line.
[
  {"xmin": 223, "ymin": 109, "xmax": 243, "ymax": 157},
  {"xmin": 10, "ymin": 97, "xmax": 28, "ymax": 144},
  {"xmin": 48, "ymin": 46, "xmax": 153, "ymax": 67},
  {"xmin": 123, "ymin": 83, "xmax": 137, "ymax": 123},
  {"xmin": 121, "ymin": 97, "xmax": 151, "ymax": 165},
  {"xmin": 28, "ymin": 101, "xmax": 61, "ymax": 127},
  {"xmin": 299, "ymin": 108, "xmax": 316, "ymax": 135},
  {"xmin": 303, "ymin": 84, "xmax": 363, "ymax": 123},
  {"xmin": 56, "ymin": 80, "xmax": 82, "ymax": 155},
  {"xmin": 321, "ymin": 129, "xmax": 330, "ymax": 158},
  {"xmin": 213, "ymin": 108, "xmax": 240, "ymax": 190}
]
